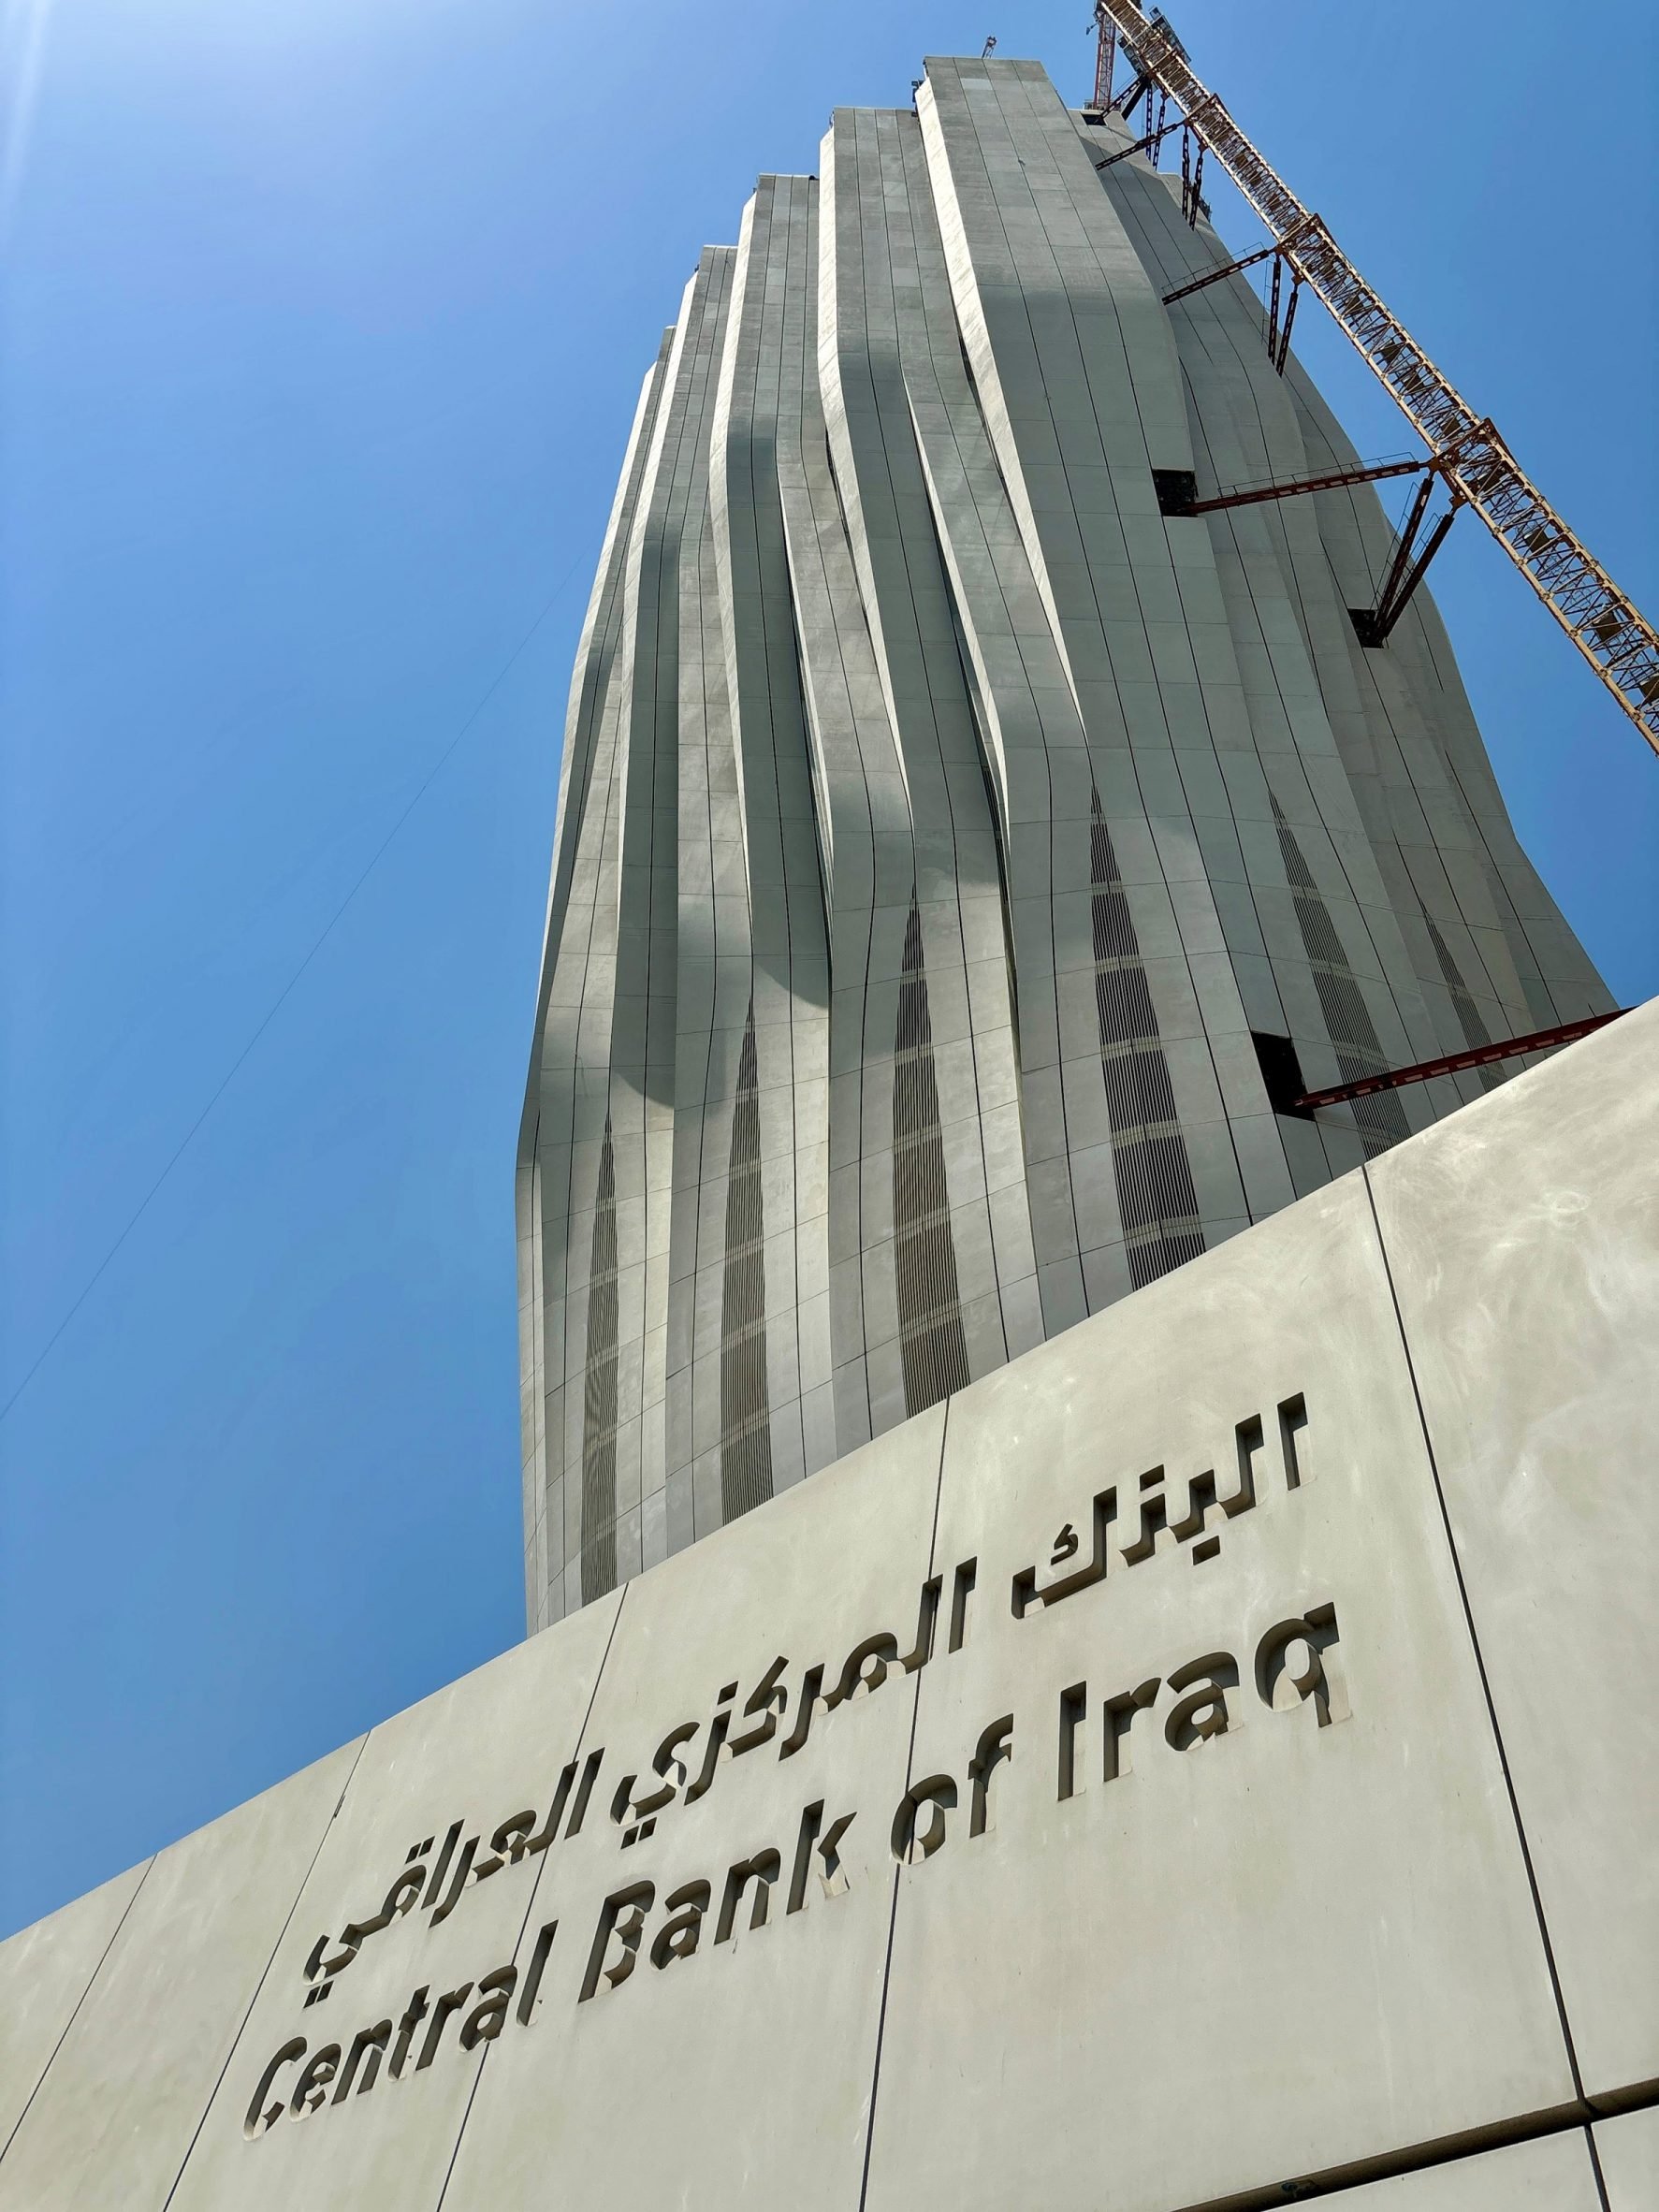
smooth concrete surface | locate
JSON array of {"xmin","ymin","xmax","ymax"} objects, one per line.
[
  {"xmin": 0, "ymin": 1740, "xmax": 362, "ymax": 2212},
  {"xmin": 442, "ymin": 1404, "xmax": 949, "ymax": 2210},
  {"xmin": 0, "ymin": 1863, "xmax": 145, "ymax": 2149},
  {"xmin": 4, "ymin": 1007, "xmax": 1654, "ymax": 2209},
  {"xmin": 1595, "ymin": 2104, "xmax": 1659, "ymax": 2209},
  {"xmin": 162, "ymin": 1598, "xmax": 619, "ymax": 2212},
  {"xmin": 865, "ymin": 1171, "xmax": 1572, "ymax": 2212},
  {"xmin": 1369, "ymin": 997, "xmax": 1659, "ymax": 2101}
]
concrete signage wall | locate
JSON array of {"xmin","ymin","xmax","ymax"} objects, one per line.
[{"xmin": 3, "ymin": 1002, "xmax": 1654, "ymax": 2211}]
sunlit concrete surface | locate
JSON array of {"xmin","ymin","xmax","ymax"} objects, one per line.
[
  {"xmin": 516, "ymin": 57, "xmax": 1611, "ymax": 1629},
  {"xmin": 4, "ymin": 997, "xmax": 1652, "ymax": 2211}
]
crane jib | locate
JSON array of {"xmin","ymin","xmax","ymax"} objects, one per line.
[{"xmin": 1089, "ymin": 0, "xmax": 1659, "ymax": 752}]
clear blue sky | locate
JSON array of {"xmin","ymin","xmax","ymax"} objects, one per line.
[{"xmin": 2, "ymin": 0, "xmax": 1654, "ymax": 1939}]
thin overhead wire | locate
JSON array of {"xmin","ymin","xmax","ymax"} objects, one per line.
[{"xmin": 0, "ymin": 555, "xmax": 587, "ymax": 1428}]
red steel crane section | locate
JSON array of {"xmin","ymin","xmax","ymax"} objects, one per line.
[{"xmin": 1091, "ymin": 1, "xmax": 1659, "ymax": 757}]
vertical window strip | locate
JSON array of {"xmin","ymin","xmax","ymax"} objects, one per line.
[
  {"xmin": 1271, "ymin": 798, "xmax": 1409, "ymax": 1155},
  {"xmin": 1423, "ymin": 905, "xmax": 1500, "ymax": 1091},
  {"xmin": 579, "ymin": 1117, "xmax": 620, "ymax": 1601},
  {"xmin": 893, "ymin": 896, "xmax": 972, "ymax": 1416},
  {"xmin": 720, "ymin": 1003, "xmax": 775, "ymax": 1521},
  {"xmin": 1089, "ymin": 790, "xmax": 1206, "ymax": 1287}
]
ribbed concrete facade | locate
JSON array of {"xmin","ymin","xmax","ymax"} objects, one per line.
[{"xmin": 518, "ymin": 55, "xmax": 1609, "ymax": 1629}]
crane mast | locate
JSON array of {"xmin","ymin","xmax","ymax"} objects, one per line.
[{"xmin": 1090, "ymin": 1, "xmax": 1659, "ymax": 758}]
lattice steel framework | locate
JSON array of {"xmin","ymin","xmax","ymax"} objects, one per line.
[{"xmin": 1093, "ymin": 2, "xmax": 1659, "ymax": 756}]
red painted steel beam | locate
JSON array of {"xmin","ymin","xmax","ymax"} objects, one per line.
[
  {"xmin": 1093, "ymin": 104, "xmax": 1203, "ymax": 170},
  {"xmin": 1163, "ymin": 216, "xmax": 1320, "ymax": 307},
  {"xmin": 1161, "ymin": 239, "xmax": 1281, "ymax": 304},
  {"xmin": 1293, "ymin": 1009, "xmax": 1628, "ymax": 1111},
  {"xmin": 1186, "ymin": 455, "xmax": 1427, "ymax": 517}
]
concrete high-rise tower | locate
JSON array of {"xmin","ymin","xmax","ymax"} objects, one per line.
[
  {"xmin": 517, "ymin": 55, "xmax": 1609, "ymax": 1627},
  {"xmin": 4, "ymin": 54, "xmax": 1653, "ymax": 2212}
]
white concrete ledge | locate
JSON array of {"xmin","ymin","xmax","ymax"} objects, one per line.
[{"xmin": 4, "ymin": 1003, "xmax": 1653, "ymax": 2208}]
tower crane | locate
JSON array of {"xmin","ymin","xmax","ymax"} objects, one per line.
[{"xmin": 1090, "ymin": 1, "xmax": 1659, "ymax": 758}]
